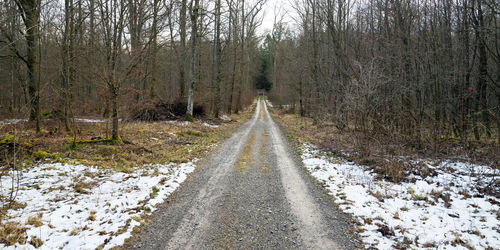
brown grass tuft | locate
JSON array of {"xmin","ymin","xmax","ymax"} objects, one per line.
[
  {"xmin": 29, "ymin": 236, "xmax": 43, "ymax": 248},
  {"xmin": 26, "ymin": 213, "xmax": 43, "ymax": 227},
  {"xmin": 0, "ymin": 222, "xmax": 27, "ymax": 246},
  {"xmin": 87, "ymin": 211, "xmax": 97, "ymax": 221}
]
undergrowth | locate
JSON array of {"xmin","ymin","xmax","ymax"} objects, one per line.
[
  {"xmin": 0, "ymin": 107, "xmax": 253, "ymax": 172},
  {"xmin": 271, "ymin": 105, "xmax": 499, "ymax": 192}
]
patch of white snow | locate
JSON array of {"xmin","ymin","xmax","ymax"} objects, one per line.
[
  {"xmin": 300, "ymin": 143, "xmax": 500, "ymax": 249},
  {"xmin": 0, "ymin": 160, "xmax": 198, "ymax": 249}
]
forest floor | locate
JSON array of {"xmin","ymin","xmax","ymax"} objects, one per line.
[
  {"xmin": 271, "ymin": 103, "xmax": 500, "ymax": 249},
  {"xmin": 0, "ymin": 108, "xmax": 252, "ymax": 249}
]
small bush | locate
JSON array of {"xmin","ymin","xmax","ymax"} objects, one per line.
[
  {"xmin": 376, "ymin": 223, "xmax": 395, "ymax": 236},
  {"xmin": 150, "ymin": 186, "xmax": 159, "ymax": 199}
]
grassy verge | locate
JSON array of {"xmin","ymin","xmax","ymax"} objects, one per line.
[
  {"xmin": 0, "ymin": 106, "xmax": 255, "ymax": 172},
  {"xmin": 269, "ymin": 106, "xmax": 499, "ymax": 185}
]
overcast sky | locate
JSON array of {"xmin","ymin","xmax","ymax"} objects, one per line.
[{"xmin": 258, "ymin": 0, "xmax": 293, "ymax": 36}]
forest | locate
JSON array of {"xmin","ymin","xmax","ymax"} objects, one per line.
[
  {"xmin": 0, "ymin": 0, "xmax": 498, "ymax": 148},
  {"xmin": 268, "ymin": 0, "xmax": 499, "ymax": 150},
  {"xmin": 0, "ymin": 0, "xmax": 269, "ymax": 141},
  {"xmin": 0, "ymin": 0, "xmax": 499, "ymax": 249}
]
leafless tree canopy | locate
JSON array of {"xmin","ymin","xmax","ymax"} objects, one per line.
[
  {"xmin": 267, "ymin": 0, "xmax": 499, "ymax": 147},
  {"xmin": 0, "ymin": 0, "xmax": 266, "ymax": 139},
  {"xmin": 0, "ymin": 0, "xmax": 498, "ymax": 146}
]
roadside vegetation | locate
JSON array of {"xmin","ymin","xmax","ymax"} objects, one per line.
[
  {"xmin": 0, "ymin": 103, "xmax": 255, "ymax": 249},
  {"xmin": 271, "ymin": 106, "xmax": 498, "ymax": 184},
  {"xmin": 270, "ymin": 102, "xmax": 499, "ymax": 249}
]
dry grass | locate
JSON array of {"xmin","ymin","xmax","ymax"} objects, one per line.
[
  {"xmin": 0, "ymin": 105, "xmax": 254, "ymax": 172},
  {"xmin": 270, "ymin": 109, "xmax": 499, "ymax": 184},
  {"xmin": 26, "ymin": 213, "xmax": 43, "ymax": 227},
  {"xmin": 28, "ymin": 236, "xmax": 43, "ymax": 248},
  {"xmin": 235, "ymin": 131, "xmax": 255, "ymax": 172},
  {"xmin": 0, "ymin": 222, "xmax": 27, "ymax": 246},
  {"xmin": 87, "ymin": 211, "xmax": 97, "ymax": 221}
]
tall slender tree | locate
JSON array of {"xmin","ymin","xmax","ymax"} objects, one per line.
[
  {"xmin": 179, "ymin": 0, "xmax": 187, "ymax": 97},
  {"xmin": 186, "ymin": 0, "xmax": 200, "ymax": 121},
  {"xmin": 214, "ymin": 0, "xmax": 222, "ymax": 118},
  {"xmin": 15, "ymin": 0, "xmax": 41, "ymax": 133}
]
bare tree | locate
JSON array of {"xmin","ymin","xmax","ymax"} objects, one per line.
[
  {"xmin": 15, "ymin": 0, "xmax": 41, "ymax": 133},
  {"xmin": 179, "ymin": 0, "xmax": 187, "ymax": 97},
  {"xmin": 98, "ymin": 0, "xmax": 127, "ymax": 141},
  {"xmin": 214, "ymin": 0, "xmax": 222, "ymax": 117},
  {"xmin": 185, "ymin": 0, "xmax": 200, "ymax": 121}
]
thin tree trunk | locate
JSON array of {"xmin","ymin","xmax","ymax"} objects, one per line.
[
  {"xmin": 150, "ymin": 0, "xmax": 159, "ymax": 98},
  {"xmin": 62, "ymin": 0, "xmax": 73, "ymax": 132},
  {"xmin": 179, "ymin": 0, "xmax": 187, "ymax": 97},
  {"xmin": 111, "ymin": 82, "xmax": 119, "ymax": 140},
  {"xmin": 227, "ymin": 1, "xmax": 236, "ymax": 114},
  {"xmin": 214, "ymin": 0, "xmax": 222, "ymax": 118},
  {"xmin": 235, "ymin": 0, "xmax": 245, "ymax": 114}
]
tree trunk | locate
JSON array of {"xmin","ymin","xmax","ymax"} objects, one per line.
[
  {"xmin": 179, "ymin": 0, "xmax": 187, "ymax": 97},
  {"xmin": 111, "ymin": 83, "xmax": 119, "ymax": 140},
  {"xmin": 227, "ymin": 2, "xmax": 237, "ymax": 114},
  {"xmin": 186, "ymin": 0, "xmax": 199, "ymax": 121},
  {"xmin": 473, "ymin": 0, "xmax": 489, "ymax": 140},
  {"xmin": 17, "ymin": 0, "xmax": 42, "ymax": 133},
  {"xmin": 477, "ymin": 0, "xmax": 490, "ymax": 138},
  {"xmin": 150, "ymin": 0, "xmax": 159, "ymax": 98},
  {"xmin": 62, "ymin": 0, "xmax": 74, "ymax": 132},
  {"xmin": 235, "ymin": 0, "xmax": 245, "ymax": 114},
  {"xmin": 214, "ymin": 0, "xmax": 222, "ymax": 118}
]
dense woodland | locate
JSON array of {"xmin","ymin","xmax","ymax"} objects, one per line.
[
  {"xmin": 267, "ymin": 0, "xmax": 499, "ymax": 149},
  {"xmin": 0, "ymin": 0, "xmax": 267, "ymax": 140},
  {"xmin": 0, "ymin": 0, "xmax": 499, "ymax": 148}
]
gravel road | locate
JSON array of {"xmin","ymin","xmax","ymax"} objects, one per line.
[{"xmin": 125, "ymin": 99, "xmax": 359, "ymax": 250}]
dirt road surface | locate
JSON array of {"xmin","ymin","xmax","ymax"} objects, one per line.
[{"xmin": 125, "ymin": 99, "xmax": 359, "ymax": 249}]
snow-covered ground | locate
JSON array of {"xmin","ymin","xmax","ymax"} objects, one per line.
[
  {"xmin": 301, "ymin": 143, "xmax": 499, "ymax": 249},
  {"xmin": 0, "ymin": 119, "xmax": 28, "ymax": 125},
  {"xmin": 265, "ymin": 100, "xmax": 273, "ymax": 108},
  {"xmin": 0, "ymin": 160, "xmax": 197, "ymax": 249},
  {"xmin": 74, "ymin": 118, "xmax": 108, "ymax": 123},
  {"xmin": 0, "ymin": 118, "xmax": 108, "ymax": 125},
  {"xmin": 202, "ymin": 122, "xmax": 219, "ymax": 128},
  {"xmin": 0, "ymin": 118, "xmax": 220, "ymax": 126}
]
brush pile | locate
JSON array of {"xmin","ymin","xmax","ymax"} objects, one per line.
[{"xmin": 131, "ymin": 100, "xmax": 205, "ymax": 121}]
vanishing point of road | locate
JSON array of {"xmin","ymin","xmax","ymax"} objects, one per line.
[{"xmin": 125, "ymin": 99, "xmax": 359, "ymax": 249}]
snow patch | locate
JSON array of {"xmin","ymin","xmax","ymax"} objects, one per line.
[
  {"xmin": 301, "ymin": 143, "xmax": 500, "ymax": 249},
  {"xmin": 220, "ymin": 115, "xmax": 231, "ymax": 121},
  {"xmin": 0, "ymin": 119, "xmax": 28, "ymax": 125},
  {"xmin": 203, "ymin": 122, "xmax": 219, "ymax": 128},
  {"xmin": 265, "ymin": 100, "xmax": 273, "ymax": 108},
  {"xmin": 74, "ymin": 118, "xmax": 108, "ymax": 123},
  {"xmin": 1, "ymin": 160, "xmax": 198, "ymax": 249}
]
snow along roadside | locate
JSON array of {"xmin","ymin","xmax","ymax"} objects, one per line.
[
  {"xmin": 0, "ymin": 160, "xmax": 198, "ymax": 249},
  {"xmin": 300, "ymin": 143, "xmax": 499, "ymax": 249}
]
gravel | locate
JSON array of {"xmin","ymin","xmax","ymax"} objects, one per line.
[{"xmin": 124, "ymin": 99, "xmax": 360, "ymax": 249}]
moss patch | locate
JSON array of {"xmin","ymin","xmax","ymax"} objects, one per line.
[{"xmin": 235, "ymin": 131, "xmax": 256, "ymax": 172}]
